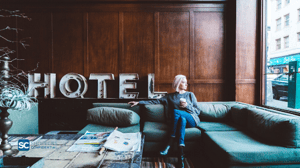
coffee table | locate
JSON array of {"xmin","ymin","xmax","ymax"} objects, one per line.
[{"xmin": 3, "ymin": 133, "xmax": 145, "ymax": 168}]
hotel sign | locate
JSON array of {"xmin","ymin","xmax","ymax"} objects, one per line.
[{"xmin": 28, "ymin": 73, "xmax": 167, "ymax": 99}]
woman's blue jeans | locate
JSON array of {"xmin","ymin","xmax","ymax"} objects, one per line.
[{"xmin": 171, "ymin": 109, "xmax": 196, "ymax": 147}]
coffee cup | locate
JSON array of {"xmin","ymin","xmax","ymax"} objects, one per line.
[{"xmin": 180, "ymin": 98, "xmax": 186, "ymax": 103}]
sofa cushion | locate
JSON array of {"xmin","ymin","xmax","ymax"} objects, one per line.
[
  {"xmin": 143, "ymin": 121, "xmax": 201, "ymax": 142},
  {"xmin": 142, "ymin": 104, "xmax": 165, "ymax": 122},
  {"xmin": 87, "ymin": 107, "xmax": 140, "ymax": 127},
  {"xmin": 230, "ymin": 104, "xmax": 249, "ymax": 127},
  {"xmin": 246, "ymin": 108, "xmax": 300, "ymax": 148},
  {"xmin": 78, "ymin": 123, "xmax": 140, "ymax": 134},
  {"xmin": 92, "ymin": 103, "xmax": 140, "ymax": 115},
  {"xmin": 197, "ymin": 103, "xmax": 230, "ymax": 122},
  {"xmin": 203, "ymin": 131, "xmax": 300, "ymax": 167},
  {"xmin": 198, "ymin": 121, "xmax": 241, "ymax": 132},
  {"xmin": 143, "ymin": 122, "xmax": 169, "ymax": 142}
]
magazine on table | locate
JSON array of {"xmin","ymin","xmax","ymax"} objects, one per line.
[
  {"xmin": 67, "ymin": 131, "xmax": 112, "ymax": 152},
  {"xmin": 103, "ymin": 130, "xmax": 141, "ymax": 152}
]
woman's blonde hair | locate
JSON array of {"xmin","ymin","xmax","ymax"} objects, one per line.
[{"xmin": 172, "ymin": 74, "xmax": 186, "ymax": 92}]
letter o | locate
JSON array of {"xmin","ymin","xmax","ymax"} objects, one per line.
[{"xmin": 59, "ymin": 73, "xmax": 88, "ymax": 98}]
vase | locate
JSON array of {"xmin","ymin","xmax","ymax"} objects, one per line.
[{"xmin": 0, "ymin": 107, "xmax": 19, "ymax": 156}]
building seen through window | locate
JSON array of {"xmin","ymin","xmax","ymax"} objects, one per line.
[
  {"xmin": 276, "ymin": 38, "xmax": 281, "ymax": 50},
  {"xmin": 285, "ymin": 0, "xmax": 290, "ymax": 5},
  {"xmin": 265, "ymin": 0, "xmax": 300, "ymax": 111},
  {"xmin": 276, "ymin": 18, "xmax": 281, "ymax": 30},
  {"xmin": 284, "ymin": 14, "xmax": 289, "ymax": 26},
  {"xmin": 298, "ymin": 8, "xmax": 300, "ymax": 21},
  {"xmin": 284, "ymin": 36, "xmax": 289, "ymax": 48},
  {"xmin": 277, "ymin": 0, "xmax": 282, "ymax": 10}
]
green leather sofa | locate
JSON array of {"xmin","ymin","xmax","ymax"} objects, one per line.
[{"xmin": 79, "ymin": 102, "xmax": 300, "ymax": 168}]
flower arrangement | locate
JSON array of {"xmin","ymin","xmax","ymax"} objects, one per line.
[
  {"xmin": 0, "ymin": 9, "xmax": 36, "ymax": 111},
  {"xmin": 0, "ymin": 9, "xmax": 37, "ymax": 156}
]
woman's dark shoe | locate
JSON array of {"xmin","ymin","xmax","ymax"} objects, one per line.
[
  {"xmin": 160, "ymin": 145, "xmax": 171, "ymax": 155},
  {"xmin": 178, "ymin": 147, "xmax": 185, "ymax": 168},
  {"xmin": 159, "ymin": 137, "xmax": 174, "ymax": 156}
]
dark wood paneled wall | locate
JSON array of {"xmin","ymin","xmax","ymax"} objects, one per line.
[
  {"xmin": 1, "ymin": 0, "xmax": 261, "ymax": 104},
  {"xmin": 235, "ymin": 0, "xmax": 260, "ymax": 104}
]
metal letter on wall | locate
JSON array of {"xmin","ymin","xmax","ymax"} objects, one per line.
[
  {"xmin": 119, "ymin": 73, "xmax": 139, "ymax": 99},
  {"xmin": 28, "ymin": 73, "xmax": 56, "ymax": 98},
  {"xmin": 59, "ymin": 73, "xmax": 88, "ymax": 98},
  {"xmin": 89, "ymin": 73, "xmax": 115, "ymax": 98},
  {"xmin": 148, "ymin": 73, "xmax": 167, "ymax": 99}
]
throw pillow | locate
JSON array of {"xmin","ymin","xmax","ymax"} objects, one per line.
[
  {"xmin": 142, "ymin": 104, "xmax": 165, "ymax": 122},
  {"xmin": 198, "ymin": 103, "xmax": 231, "ymax": 122},
  {"xmin": 230, "ymin": 104, "xmax": 248, "ymax": 127},
  {"xmin": 86, "ymin": 107, "xmax": 140, "ymax": 126},
  {"xmin": 247, "ymin": 108, "xmax": 300, "ymax": 148}
]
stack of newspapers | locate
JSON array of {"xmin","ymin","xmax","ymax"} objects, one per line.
[{"xmin": 67, "ymin": 130, "xmax": 141, "ymax": 152}]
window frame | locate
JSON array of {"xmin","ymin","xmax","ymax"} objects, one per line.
[
  {"xmin": 298, "ymin": 8, "xmax": 300, "ymax": 22},
  {"xmin": 276, "ymin": 17, "xmax": 281, "ymax": 31},
  {"xmin": 285, "ymin": 0, "xmax": 290, "ymax": 5},
  {"xmin": 276, "ymin": 38, "xmax": 281, "ymax": 50},
  {"xmin": 277, "ymin": 0, "xmax": 282, "ymax": 10},
  {"xmin": 261, "ymin": 0, "xmax": 300, "ymax": 117},
  {"xmin": 284, "ymin": 14, "xmax": 289, "ymax": 27},
  {"xmin": 284, "ymin": 36, "xmax": 289, "ymax": 48}
]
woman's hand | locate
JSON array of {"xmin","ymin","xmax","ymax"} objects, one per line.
[
  {"xmin": 128, "ymin": 101, "xmax": 139, "ymax": 107},
  {"xmin": 180, "ymin": 101, "xmax": 187, "ymax": 108}
]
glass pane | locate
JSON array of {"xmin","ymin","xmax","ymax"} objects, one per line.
[{"xmin": 265, "ymin": 0, "xmax": 300, "ymax": 111}]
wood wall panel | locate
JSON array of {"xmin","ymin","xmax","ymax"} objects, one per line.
[
  {"xmin": 157, "ymin": 12, "xmax": 190, "ymax": 81},
  {"xmin": 236, "ymin": 84, "xmax": 256, "ymax": 104},
  {"xmin": 1, "ymin": 1, "xmax": 261, "ymax": 105},
  {"xmin": 87, "ymin": 12, "xmax": 119, "ymax": 75},
  {"xmin": 193, "ymin": 84, "xmax": 224, "ymax": 101},
  {"xmin": 194, "ymin": 12, "xmax": 225, "ymax": 80},
  {"xmin": 235, "ymin": 0, "xmax": 259, "ymax": 104},
  {"xmin": 52, "ymin": 12, "xmax": 84, "ymax": 80},
  {"xmin": 157, "ymin": 84, "xmax": 175, "ymax": 95},
  {"xmin": 121, "ymin": 12, "xmax": 155, "ymax": 76},
  {"xmin": 236, "ymin": 0, "xmax": 257, "ymax": 80},
  {"xmin": 18, "ymin": 13, "xmax": 52, "ymax": 74}
]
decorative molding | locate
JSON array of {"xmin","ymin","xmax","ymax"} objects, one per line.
[
  {"xmin": 156, "ymin": 79, "xmax": 225, "ymax": 84},
  {"xmin": 235, "ymin": 79, "xmax": 256, "ymax": 84}
]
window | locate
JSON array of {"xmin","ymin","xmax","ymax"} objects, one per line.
[
  {"xmin": 284, "ymin": 36, "xmax": 289, "ymax": 48},
  {"xmin": 298, "ymin": 9, "xmax": 300, "ymax": 22},
  {"xmin": 276, "ymin": 38, "xmax": 281, "ymax": 50},
  {"xmin": 284, "ymin": 14, "xmax": 289, "ymax": 27},
  {"xmin": 264, "ymin": 1, "xmax": 300, "ymax": 112},
  {"xmin": 276, "ymin": 18, "xmax": 281, "ymax": 31},
  {"xmin": 277, "ymin": 0, "xmax": 282, "ymax": 9},
  {"xmin": 285, "ymin": 0, "xmax": 290, "ymax": 5}
]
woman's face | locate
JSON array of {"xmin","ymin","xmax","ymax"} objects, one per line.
[{"xmin": 178, "ymin": 78, "xmax": 188, "ymax": 91}]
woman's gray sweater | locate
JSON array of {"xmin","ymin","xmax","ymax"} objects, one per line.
[{"xmin": 139, "ymin": 92, "xmax": 201, "ymax": 127}]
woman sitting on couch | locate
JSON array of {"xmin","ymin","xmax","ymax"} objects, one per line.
[{"xmin": 128, "ymin": 74, "xmax": 201, "ymax": 168}]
